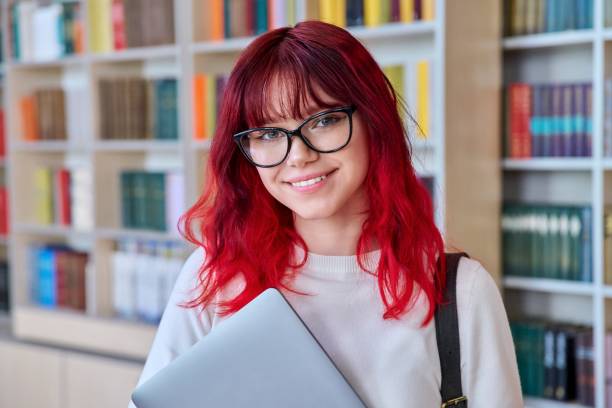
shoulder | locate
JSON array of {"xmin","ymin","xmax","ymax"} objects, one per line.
[
  {"xmin": 170, "ymin": 246, "xmax": 207, "ymax": 304},
  {"xmin": 454, "ymin": 256, "xmax": 504, "ymax": 321}
]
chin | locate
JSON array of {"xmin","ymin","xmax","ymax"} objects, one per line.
[{"xmin": 291, "ymin": 205, "xmax": 337, "ymax": 220}]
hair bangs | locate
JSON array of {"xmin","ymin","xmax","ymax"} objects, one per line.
[{"xmin": 241, "ymin": 45, "xmax": 350, "ymax": 130}]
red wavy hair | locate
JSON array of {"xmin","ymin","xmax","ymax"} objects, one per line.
[{"xmin": 180, "ymin": 20, "xmax": 446, "ymax": 324}]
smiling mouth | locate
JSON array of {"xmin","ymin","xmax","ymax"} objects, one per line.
[{"xmin": 285, "ymin": 169, "xmax": 338, "ymax": 187}]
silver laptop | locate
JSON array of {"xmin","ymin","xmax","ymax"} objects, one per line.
[{"xmin": 131, "ymin": 288, "xmax": 367, "ymax": 408}]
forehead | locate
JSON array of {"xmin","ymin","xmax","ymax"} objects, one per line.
[{"xmin": 245, "ymin": 73, "xmax": 343, "ymax": 128}]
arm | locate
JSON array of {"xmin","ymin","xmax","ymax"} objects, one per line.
[
  {"xmin": 458, "ymin": 259, "xmax": 523, "ymax": 407},
  {"xmin": 128, "ymin": 247, "xmax": 212, "ymax": 408}
]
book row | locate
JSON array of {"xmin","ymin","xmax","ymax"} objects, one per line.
[
  {"xmin": 193, "ymin": 60, "xmax": 433, "ymax": 141},
  {"xmin": 502, "ymin": 203, "xmax": 592, "ymax": 282},
  {"xmin": 10, "ymin": 1, "xmax": 84, "ymax": 62},
  {"xmin": 120, "ymin": 170, "xmax": 184, "ymax": 232},
  {"xmin": 89, "ymin": 0, "xmax": 175, "ymax": 53},
  {"xmin": 112, "ymin": 239, "xmax": 187, "ymax": 323},
  {"xmin": 99, "ymin": 77, "xmax": 179, "ymax": 140},
  {"xmin": 504, "ymin": 0, "xmax": 593, "ymax": 37},
  {"xmin": 197, "ymin": 0, "xmax": 434, "ymax": 42},
  {"xmin": 504, "ymin": 82, "xmax": 593, "ymax": 159},
  {"xmin": 511, "ymin": 320, "xmax": 594, "ymax": 406},
  {"xmin": 19, "ymin": 89, "xmax": 67, "ymax": 141},
  {"xmin": 29, "ymin": 245, "xmax": 89, "ymax": 312},
  {"xmin": 0, "ymin": 109, "xmax": 5, "ymax": 157},
  {"xmin": 0, "ymin": 261, "xmax": 8, "ymax": 312},
  {"xmin": 33, "ymin": 167, "xmax": 93, "ymax": 231}
]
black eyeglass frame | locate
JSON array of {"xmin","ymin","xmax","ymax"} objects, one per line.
[{"xmin": 232, "ymin": 104, "xmax": 357, "ymax": 168}]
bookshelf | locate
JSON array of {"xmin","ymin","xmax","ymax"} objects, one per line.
[
  {"xmin": 0, "ymin": 0, "xmax": 502, "ymax": 405},
  {"xmin": 501, "ymin": 0, "xmax": 611, "ymax": 406}
]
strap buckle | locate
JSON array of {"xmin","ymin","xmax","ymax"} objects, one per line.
[{"xmin": 441, "ymin": 396, "xmax": 467, "ymax": 408}]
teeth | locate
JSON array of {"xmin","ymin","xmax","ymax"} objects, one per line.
[{"xmin": 291, "ymin": 175, "xmax": 327, "ymax": 187}]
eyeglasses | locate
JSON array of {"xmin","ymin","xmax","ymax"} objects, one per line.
[{"xmin": 233, "ymin": 105, "xmax": 357, "ymax": 168}]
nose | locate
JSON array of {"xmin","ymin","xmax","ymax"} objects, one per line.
[{"xmin": 285, "ymin": 134, "xmax": 319, "ymax": 167}]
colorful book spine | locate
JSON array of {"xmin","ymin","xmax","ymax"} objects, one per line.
[
  {"xmin": 112, "ymin": 240, "xmax": 186, "ymax": 323},
  {"xmin": 508, "ymin": 83, "xmax": 532, "ymax": 158},
  {"xmin": 506, "ymin": 81, "xmax": 592, "ymax": 158},
  {"xmin": 505, "ymin": 0, "xmax": 593, "ymax": 36}
]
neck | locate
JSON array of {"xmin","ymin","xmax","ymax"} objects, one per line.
[{"xmin": 293, "ymin": 208, "xmax": 378, "ymax": 256}]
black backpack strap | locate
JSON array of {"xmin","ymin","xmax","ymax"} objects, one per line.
[{"xmin": 435, "ymin": 252, "xmax": 469, "ymax": 408}]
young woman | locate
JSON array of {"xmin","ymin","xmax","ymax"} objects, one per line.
[{"xmin": 131, "ymin": 20, "xmax": 522, "ymax": 407}]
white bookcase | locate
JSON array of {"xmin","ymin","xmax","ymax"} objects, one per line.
[
  {"xmin": 501, "ymin": 0, "xmax": 611, "ymax": 407},
  {"xmin": 0, "ymin": 0, "xmax": 503, "ymax": 404}
]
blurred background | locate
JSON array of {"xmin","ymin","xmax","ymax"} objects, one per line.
[{"xmin": 0, "ymin": 0, "xmax": 609, "ymax": 407}]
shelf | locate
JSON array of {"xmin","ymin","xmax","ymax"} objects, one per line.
[
  {"xmin": 13, "ymin": 305, "xmax": 155, "ymax": 360},
  {"xmin": 604, "ymin": 159, "xmax": 612, "ymax": 170},
  {"xmin": 95, "ymin": 227, "xmax": 184, "ymax": 242},
  {"xmin": 524, "ymin": 397, "xmax": 590, "ymax": 408},
  {"xmin": 190, "ymin": 21, "xmax": 436, "ymax": 54},
  {"xmin": 503, "ymin": 276, "xmax": 594, "ymax": 296},
  {"xmin": 602, "ymin": 286, "xmax": 612, "ymax": 298},
  {"xmin": 88, "ymin": 45, "xmax": 178, "ymax": 63},
  {"xmin": 347, "ymin": 21, "xmax": 436, "ymax": 41},
  {"xmin": 12, "ymin": 141, "xmax": 73, "ymax": 153},
  {"xmin": 7, "ymin": 54, "xmax": 86, "ymax": 69},
  {"xmin": 502, "ymin": 158, "xmax": 593, "ymax": 171},
  {"xmin": 602, "ymin": 28, "xmax": 612, "ymax": 41},
  {"xmin": 93, "ymin": 140, "xmax": 181, "ymax": 152},
  {"xmin": 13, "ymin": 223, "xmax": 93, "ymax": 239},
  {"xmin": 503, "ymin": 30, "xmax": 594, "ymax": 50}
]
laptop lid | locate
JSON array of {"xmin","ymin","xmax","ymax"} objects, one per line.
[{"xmin": 131, "ymin": 288, "xmax": 367, "ymax": 408}]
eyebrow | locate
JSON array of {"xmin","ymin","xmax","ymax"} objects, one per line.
[{"xmin": 263, "ymin": 106, "xmax": 330, "ymax": 128}]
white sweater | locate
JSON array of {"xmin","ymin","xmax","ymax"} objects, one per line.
[{"xmin": 129, "ymin": 246, "xmax": 523, "ymax": 408}]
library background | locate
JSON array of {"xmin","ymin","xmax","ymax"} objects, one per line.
[{"xmin": 0, "ymin": 0, "xmax": 609, "ymax": 407}]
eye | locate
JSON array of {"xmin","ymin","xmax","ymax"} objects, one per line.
[
  {"xmin": 312, "ymin": 113, "xmax": 342, "ymax": 128},
  {"xmin": 250, "ymin": 130, "xmax": 283, "ymax": 141}
]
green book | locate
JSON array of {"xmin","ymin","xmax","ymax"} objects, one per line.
[
  {"xmin": 120, "ymin": 171, "xmax": 134, "ymax": 228},
  {"xmin": 132, "ymin": 172, "xmax": 148, "ymax": 229},
  {"xmin": 255, "ymin": 0, "xmax": 268, "ymax": 34},
  {"xmin": 147, "ymin": 172, "xmax": 166, "ymax": 231},
  {"xmin": 154, "ymin": 79, "xmax": 178, "ymax": 140}
]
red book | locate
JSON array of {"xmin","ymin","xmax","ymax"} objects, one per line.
[
  {"xmin": 509, "ymin": 83, "xmax": 532, "ymax": 158},
  {"xmin": 56, "ymin": 169, "xmax": 72, "ymax": 226},
  {"xmin": 0, "ymin": 188, "xmax": 8, "ymax": 235},
  {"xmin": 112, "ymin": 0, "xmax": 126, "ymax": 50},
  {"xmin": 246, "ymin": 0, "xmax": 255, "ymax": 36},
  {"xmin": 55, "ymin": 251, "xmax": 69, "ymax": 308}
]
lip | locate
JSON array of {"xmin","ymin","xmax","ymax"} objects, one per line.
[
  {"xmin": 285, "ymin": 169, "xmax": 337, "ymax": 193},
  {"xmin": 284, "ymin": 169, "xmax": 337, "ymax": 184}
]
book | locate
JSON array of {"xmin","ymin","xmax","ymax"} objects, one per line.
[
  {"xmin": 605, "ymin": 206, "xmax": 612, "ymax": 284},
  {"xmin": 508, "ymin": 83, "xmax": 532, "ymax": 158},
  {"xmin": 502, "ymin": 203, "xmax": 592, "ymax": 281},
  {"xmin": 112, "ymin": 239, "xmax": 186, "ymax": 323},
  {"xmin": 505, "ymin": 0, "xmax": 594, "ymax": 36},
  {"xmin": 0, "ymin": 262, "xmax": 9, "ymax": 312}
]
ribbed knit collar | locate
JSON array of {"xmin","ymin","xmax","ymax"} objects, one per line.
[{"xmin": 291, "ymin": 243, "xmax": 382, "ymax": 281}]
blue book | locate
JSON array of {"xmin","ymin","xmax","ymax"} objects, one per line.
[
  {"xmin": 561, "ymin": 84, "xmax": 574, "ymax": 157},
  {"xmin": 546, "ymin": 0, "xmax": 559, "ymax": 32},
  {"xmin": 541, "ymin": 84, "xmax": 553, "ymax": 157},
  {"xmin": 585, "ymin": 0, "xmax": 593, "ymax": 29},
  {"xmin": 580, "ymin": 206, "xmax": 592, "ymax": 282},
  {"xmin": 584, "ymin": 83, "xmax": 593, "ymax": 157},
  {"xmin": 153, "ymin": 79, "xmax": 178, "ymax": 140},
  {"xmin": 531, "ymin": 85, "xmax": 542, "ymax": 157},
  {"xmin": 37, "ymin": 246, "xmax": 58, "ymax": 307}
]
